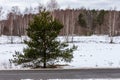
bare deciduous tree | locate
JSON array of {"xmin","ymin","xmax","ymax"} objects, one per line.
[
  {"xmin": 47, "ymin": 0, "xmax": 59, "ymax": 21},
  {"xmin": 37, "ymin": 3, "xmax": 44, "ymax": 13},
  {"xmin": 9, "ymin": 6, "xmax": 21, "ymax": 43},
  {"xmin": 47, "ymin": 0, "xmax": 59, "ymax": 11}
]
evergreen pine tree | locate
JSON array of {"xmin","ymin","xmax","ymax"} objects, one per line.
[
  {"xmin": 78, "ymin": 13, "xmax": 87, "ymax": 28},
  {"xmin": 11, "ymin": 10, "xmax": 76, "ymax": 68},
  {"xmin": 97, "ymin": 10, "xmax": 106, "ymax": 26}
]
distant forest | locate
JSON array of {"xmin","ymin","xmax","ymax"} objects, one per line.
[{"xmin": 0, "ymin": 5, "xmax": 120, "ymax": 36}]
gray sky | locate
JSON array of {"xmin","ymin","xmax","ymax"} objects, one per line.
[
  {"xmin": 53, "ymin": 0, "xmax": 120, "ymax": 10},
  {"xmin": 0, "ymin": 0, "xmax": 120, "ymax": 11}
]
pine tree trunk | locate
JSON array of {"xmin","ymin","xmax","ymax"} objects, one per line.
[
  {"xmin": 43, "ymin": 58, "xmax": 46, "ymax": 68},
  {"xmin": 43, "ymin": 51, "xmax": 47, "ymax": 68},
  {"xmin": 43, "ymin": 42, "xmax": 47, "ymax": 68}
]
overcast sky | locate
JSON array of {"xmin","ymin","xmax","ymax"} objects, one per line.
[{"xmin": 0, "ymin": 0, "xmax": 120, "ymax": 11}]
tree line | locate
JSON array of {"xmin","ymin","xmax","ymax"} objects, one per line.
[{"xmin": 0, "ymin": 5, "xmax": 120, "ymax": 37}]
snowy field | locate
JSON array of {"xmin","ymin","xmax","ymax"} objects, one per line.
[{"xmin": 0, "ymin": 35, "xmax": 120, "ymax": 69}]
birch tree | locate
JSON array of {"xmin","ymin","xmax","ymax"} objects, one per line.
[
  {"xmin": 65, "ymin": 11, "xmax": 69, "ymax": 42},
  {"xmin": 23, "ymin": 7, "xmax": 30, "ymax": 40},
  {"xmin": 71, "ymin": 11, "xmax": 75, "ymax": 42},
  {"xmin": 0, "ymin": 6, "xmax": 4, "ymax": 35},
  {"xmin": 109, "ymin": 8, "xmax": 117, "ymax": 43},
  {"xmin": 10, "ymin": 6, "xmax": 21, "ymax": 43}
]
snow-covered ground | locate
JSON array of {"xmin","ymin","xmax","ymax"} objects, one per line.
[{"xmin": 0, "ymin": 35, "xmax": 120, "ymax": 69}]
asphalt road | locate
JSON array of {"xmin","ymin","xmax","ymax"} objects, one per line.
[{"xmin": 0, "ymin": 68, "xmax": 120, "ymax": 80}]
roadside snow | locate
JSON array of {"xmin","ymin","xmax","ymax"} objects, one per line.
[
  {"xmin": 64, "ymin": 43, "xmax": 120, "ymax": 69},
  {"xmin": 0, "ymin": 44, "xmax": 26, "ymax": 69},
  {"xmin": 0, "ymin": 35, "xmax": 120, "ymax": 69}
]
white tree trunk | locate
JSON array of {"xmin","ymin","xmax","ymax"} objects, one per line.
[
  {"xmin": 112, "ymin": 10, "xmax": 116, "ymax": 36},
  {"xmin": 109, "ymin": 8, "xmax": 116, "ymax": 43},
  {"xmin": 71, "ymin": 11, "xmax": 75, "ymax": 42},
  {"xmin": 65, "ymin": 13, "xmax": 69, "ymax": 42}
]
